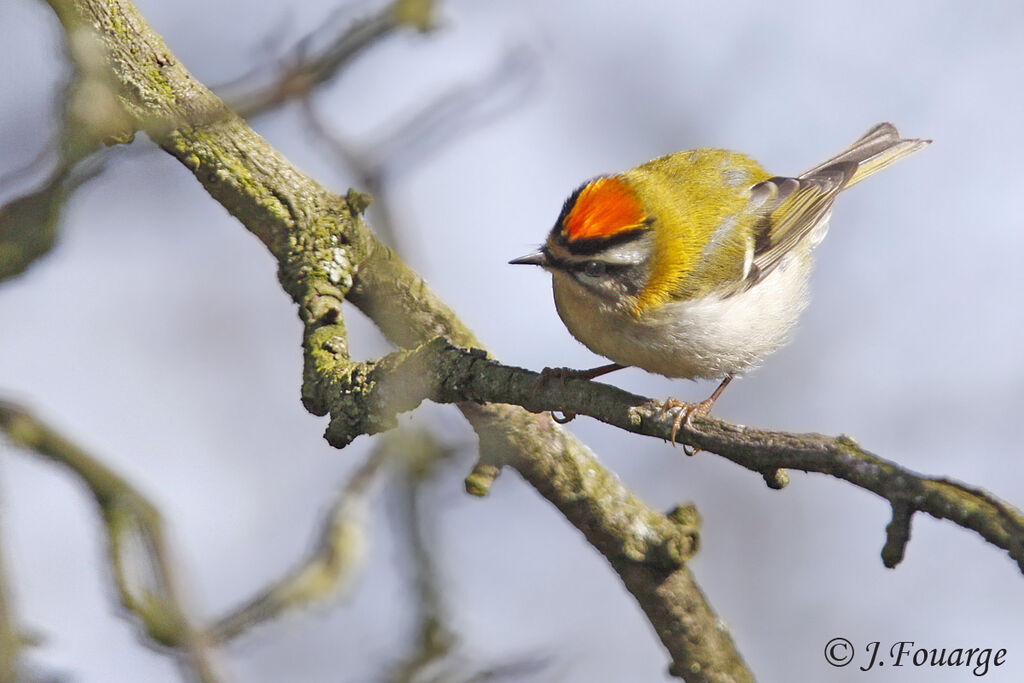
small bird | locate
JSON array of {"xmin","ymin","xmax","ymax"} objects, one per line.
[{"xmin": 511, "ymin": 123, "xmax": 929, "ymax": 447}]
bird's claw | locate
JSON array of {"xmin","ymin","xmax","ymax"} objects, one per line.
[{"xmin": 660, "ymin": 398, "xmax": 714, "ymax": 454}]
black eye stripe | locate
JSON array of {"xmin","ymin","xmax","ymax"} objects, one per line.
[
  {"xmin": 548, "ymin": 250, "xmax": 618, "ymax": 272},
  {"xmin": 568, "ymin": 260, "xmax": 624, "ymax": 275},
  {"xmin": 542, "ymin": 248, "xmax": 628, "ymax": 275},
  {"xmin": 549, "ymin": 225, "xmax": 650, "ymax": 256}
]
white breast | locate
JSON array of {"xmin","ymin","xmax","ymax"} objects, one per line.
[{"xmin": 551, "ymin": 249, "xmax": 814, "ymax": 379}]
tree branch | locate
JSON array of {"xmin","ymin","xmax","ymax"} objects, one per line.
[
  {"xmin": 37, "ymin": 1, "xmax": 759, "ymax": 679},
  {"xmin": 310, "ymin": 337, "xmax": 1024, "ymax": 574},
  {"xmin": 0, "ymin": 402, "xmax": 222, "ymax": 683},
  {"xmin": 222, "ymin": 0, "xmax": 436, "ymax": 119},
  {"xmin": 207, "ymin": 444, "xmax": 386, "ymax": 643},
  {"xmin": 0, "ymin": 500, "xmax": 23, "ymax": 683},
  {"xmin": 0, "ymin": 15, "xmax": 123, "ymax": 282}
]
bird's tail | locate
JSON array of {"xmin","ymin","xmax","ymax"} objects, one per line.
[{"xmin": 800, "ymin": 122, "xmax": 930, "ymax": 187}]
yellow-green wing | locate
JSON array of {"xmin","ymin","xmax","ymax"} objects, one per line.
[
  {"xmin": 730, "ymin": 123, "xmax": 929, "ymax": 292},
  {"xmin": 742, "ymin": 164, "xmax": 853, "ymax": 286}
]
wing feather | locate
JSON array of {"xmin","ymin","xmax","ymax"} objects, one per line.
[{"xmin": 725, "ymin": 123, "xmax": 929, "ymax": 294}]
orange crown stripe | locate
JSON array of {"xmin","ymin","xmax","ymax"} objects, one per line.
[{"xmin": 562, "ymin": 176, "xmax": 648, "ymax": 242}]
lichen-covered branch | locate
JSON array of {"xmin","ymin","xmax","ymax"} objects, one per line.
[
  {"xmin": 37, "ymin": 1, "xmax": 757, "ymax": 680},
  {"xmin": 0, "ymin": 402, "xmax": 222, "ymax": 683},
  {"xmin": 308, "ymin": 337, "xmax": 1024, "ymax": 574}
]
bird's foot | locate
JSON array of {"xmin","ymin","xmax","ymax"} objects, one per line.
[
  {"xmin": 660, "ymin": 375, "xmax": 733, "ymax": 454},
  {"xmin": 660, "ymin": 397, "xmax": 716, "ymax": 455}
]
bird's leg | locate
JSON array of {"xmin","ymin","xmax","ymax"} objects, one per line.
[
  {"xmin": 538, "ymin": 363, "xmax": 625, "ymax": 423},
  {"xmin": 661, "ymin": 375, "xmax": 733, "ymax": 454}
]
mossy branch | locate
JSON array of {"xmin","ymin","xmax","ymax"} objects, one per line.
[
  {"xmin": 37, "ymin": 0, "xmax": 755, "ymax": 680},
  {"xmin": 305, "ymin": 338, "xmax": 1024, "ymax": 573}
]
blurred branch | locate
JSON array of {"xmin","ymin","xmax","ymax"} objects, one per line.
[
  {"xmin": 222, "ymin": 0, "xmax": 436, "ymax": 119},
  {"xmin": 384, "ymin": 432, "xmax": 456, "ymax": 683},
  {"xmin": 0, "ymin": 402, "xmax": 223, "ymax": 683},
  {"xmin": 0, "ymin": 160, "xmax": 104, "ymax": 283},
  {"xmin": 3, "ymin": 0, "xmax": 433, "ymax": 282},
  {"xmin": 39, "ymin": 1, "xmax": 756, "ymax": 681},
  {"xmin": 0, "ymin": 501, "xmax": 23, "ymax": 682},
  {"xmin": 306, "ymin": 64, "xmax": 550, "ymax": 679},
  {"xmin": 207, "ymin": 444, "xmax": 386, "ymax": 643},
  {"xmin": 301, "ymin": 100, "xmax": 401, "ymax": 248},
  {"xmin": 383, "ymin": 435, "xmax": 551, "ymax": 683},
  {"xmin": 315, "ymin": 46, "xmax": 537, "ymax": 183},
  {"xmin": 300, "ymin": 45, "xmax": 537, "ymax": 249},
  {"xmin": 0, "ymin": 169, "xmax": 69, "ymax": 283},
  {"xmin": 0, "ymin": 8, "xmax": 129, "ymax": 282}
]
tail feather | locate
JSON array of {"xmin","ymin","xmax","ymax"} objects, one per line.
[{"xmin": 800, "ymin": 122, "xmax": 930, "ymax": 188}]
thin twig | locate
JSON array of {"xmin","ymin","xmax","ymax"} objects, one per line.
[
  {"xmin": 299, "ymin": 45, "xmax": 537, "ymax": 250},
  {"xmin": 384, "ymin": 432, "xmax": 455, "ymax": 683},
  {"xmin": 0, "ymin": 402, "xmax": 223, "ymax": 683},
  {"xmin": 223, "ymin": 0, "xmax": 436, "ymax": 119},
  {"xmin": 0, "ymin": 495, "xmax": 23, "ymax": 682},
  {"xmin": 207, "ymin": 446, "xmax": 387, "ymax": 643}
]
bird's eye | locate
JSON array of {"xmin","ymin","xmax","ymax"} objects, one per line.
[{"xmin": 583, "ymin": 260, "xmax": 607, "ymax": 277}]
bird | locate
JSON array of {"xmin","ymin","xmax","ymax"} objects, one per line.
[{"xmin": 510, "ymin": 123, "xmax": 929, "ymax": 449}]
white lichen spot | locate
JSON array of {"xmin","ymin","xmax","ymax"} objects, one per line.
[
  {"xmin": 326, "ymin": 247, "xmax": 353, "ymax": 287},
  {"xmin": 629, "ymin": 517, "xmax": 655, "ymax": 542},
  {"xmin": 326, "ymin": 264, "xmax": 345, "ymax": 285}
]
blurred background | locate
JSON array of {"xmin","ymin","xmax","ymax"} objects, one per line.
[{"xmin": 2, "ymin": 0, "xmax": 1023, "ymax": 681}]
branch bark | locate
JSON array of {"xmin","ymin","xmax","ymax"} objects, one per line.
[
  {"xmin": 40, "ymin": 0, "xmax": 753, "ymax": 680},
  {"xmin": 308, "ymin": 337, "xmax": 1024, "ymax": 573}
]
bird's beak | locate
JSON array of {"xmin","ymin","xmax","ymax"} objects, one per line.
[{"xmin": 509, "ymin": 250, "xmax": 548, "ymax": 267}]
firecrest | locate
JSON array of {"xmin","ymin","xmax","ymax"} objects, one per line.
[{"xmin": 511, "ymin": 123, "xmax": 929, "ymax": 445}]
